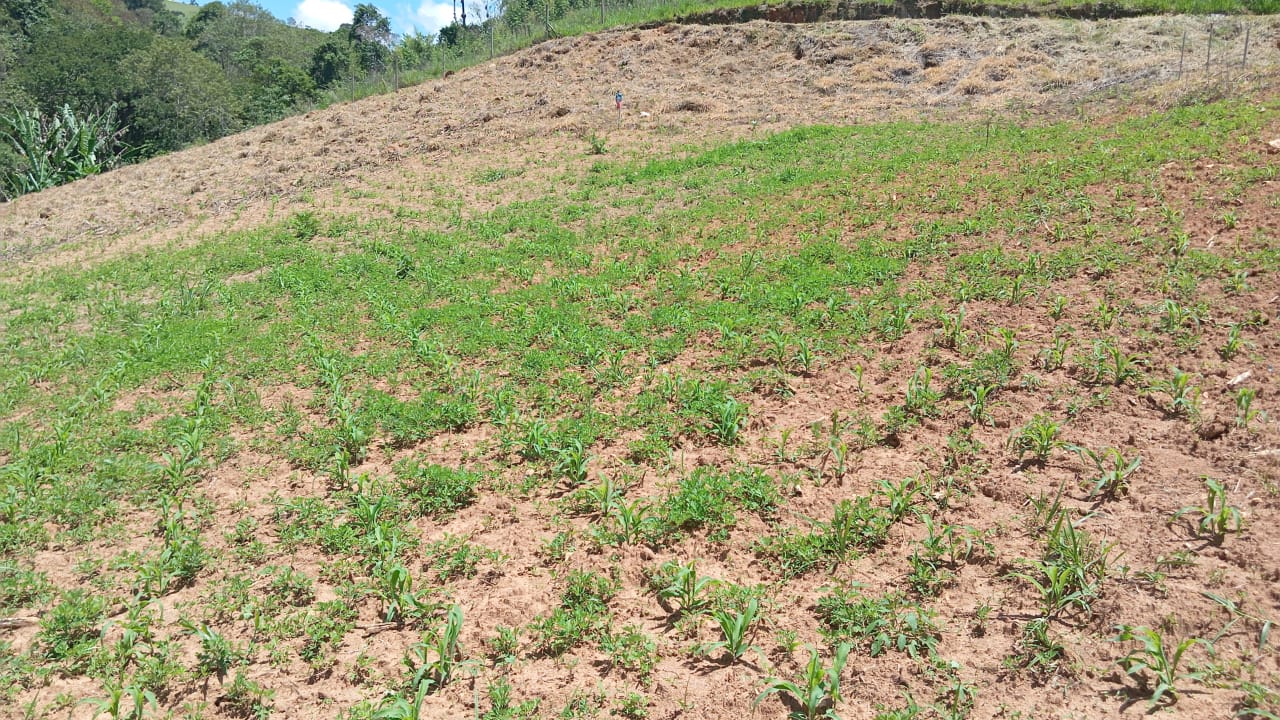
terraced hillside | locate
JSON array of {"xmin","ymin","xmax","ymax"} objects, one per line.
[{"xmin": 1, "ymin": 11, "xmax": 1279, "ymax": 720}]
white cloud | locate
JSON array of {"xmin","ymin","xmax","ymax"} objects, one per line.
[
  {"xmin": 405, "ymin": 1, "xmax": 455, "ymax": 34},
  {"xmin": 294, "ymin": 0, "xmax": 353, "ymax": 31}
]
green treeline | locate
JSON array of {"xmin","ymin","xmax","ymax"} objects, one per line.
[
  {"xmin": 0, "ymin": 0, "xmax": 438, "ymax": 199},
  {"xmin": 0, "ymin": 0, "xmax": 635, "ymax": 200}
]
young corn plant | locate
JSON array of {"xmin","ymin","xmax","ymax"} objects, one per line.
[
  {"xmin": 1235, "ymin": 388, "xmax": 1263, "ymax": 430},
  {"xmin": 1012, "ymin": 560, "xmax": 1096, "ymax": 617},
  {"xmin": 904, "ymin": 367, "xmax": 940, "ymax": 418},
  {"xmin": 1038, "ymin": 333, "xmax": 1070, "ymax": 372},
  {"xmin": 519, "ymin": 418, "xmax": 554, "ymax": 462},
  {"xmin": 990, "ymin": 327, "xmax": 1019, "ymax": 365},
  {"xmin": 965, "ymin": 384, "xmax": 996, "ymax": 425},
  {"xmin": 1174, "ymin": 477, "xmax": 1243, "ymax": 542},
  {"xmin": 1114, "ymin": 625, "xmax": 1207, "ymax": 707},
  {"xmin": 655, "ymin": 560, "xmax": 717, "ymax": 617},
  {"xmin": 699, "ymin": 598, "xmax": 761, "ymax": 663},
  {"xmin": 1219, "ymin": 323, "xmax": 1246, "ymax": 360},
  {"xmin": 577, "ymin": 476, "xmax": 621, "ymax": 516},
  {"xmin": 1149, "ymin": 368, "xmax": 1199, "ymax": 419},
  {"xmin": 406, "ymin": 605, "xmax": 465, "ymax": 693},
  {"xmin": 1048, "ymin": 295, "xmax": 1068, "ymax": 321},
  {"xmin": 936, "ymin": 307, "xmax": 967, "ymax": 349},
  {"xmin": 710, "ymin": 397, "xmax": 747, "ymax": 445},
  {"xmin": 1072, "ymin": 446, "xmax": 1141, "ymax": 500},
  {"xmin": 756, "ymin": 643, "xmax": 852, "ymax": 720},
  {"xmin": 611, "ymin": 500, "xmax": 656, "ymax": 546},
  {"xmin": 78, "ymin": 681, "xmax": 158, "ymax": 720},
  {"xmin": 1091, "ymin": 340, "xmax": 1145, "ymax": 386},
  {"xmin": 554, "ymin": 438, "xmax": 590, "ymax": 486},
  {"xmin": 1009, "ymin": 414, "xmax": 1064, "ymax": 465}
]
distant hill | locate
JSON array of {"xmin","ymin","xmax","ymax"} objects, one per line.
[{"xmin": 164, "ymin": 0, "xmax": 201, "ymax": 20}]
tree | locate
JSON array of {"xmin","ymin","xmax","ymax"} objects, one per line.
[
  {"xmin": 348, "ymin": 3, "xmax": 390, "ymax": 73},
  {"xmin": 119, "ymin": 37, "xmax": 241, "ymax": 152},
  {"xmin": 16, "ymin": 18, "xmax": 150, "ymax": 114},
  {"xmin": 244, "ymin": 57, "xmax": 316, "ymax": 123},
  {"xmin": 184, "ymin": 0, "xmax": 226, "ymax": 38},
  {"xmin": 0, "ymin": 0, "xmax": 51, "ymax": 37},
  {"xmin": 308, "ymin": 37, "xmax": 349, "ymax": 88}
]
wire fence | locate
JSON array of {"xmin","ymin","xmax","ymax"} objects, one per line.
[{"xmin": 323, "ymin": 5, "xmax": 1277, "ymax": 106}]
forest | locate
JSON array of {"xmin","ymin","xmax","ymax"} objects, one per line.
[{"xmin": 0, "ymin": 0, "xmax": 608, "ymax": 200}]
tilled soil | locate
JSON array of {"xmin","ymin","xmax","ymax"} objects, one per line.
[{"xmin": 2, "ymin": 14, "xmax": 1276, "ymax": 272}]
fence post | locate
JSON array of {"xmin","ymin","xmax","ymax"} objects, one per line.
[
  {"xmin": 1242, "ymin": 24, "xmax": 1250, "ymax": 68},
  {"xmin": 1178, "ymin": 27, "xmax": 1186, "ymax": 79},
  {"xmin": 1205, "ymin": 21, "xmax": 1212, "ymax": 75}
]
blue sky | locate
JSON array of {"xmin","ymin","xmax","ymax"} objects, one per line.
[{"xmin": 248, "ymin": 0, "xmax": 458, "ymax": 36}]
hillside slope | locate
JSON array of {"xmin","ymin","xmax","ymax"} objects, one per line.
[
  {"xmin": 1, "ymin": 12, "xmax": 1280, "ymax": 720},
  {"xmin": 3, "ymin": 14, "xmax": 1275, "ymax": 272}
]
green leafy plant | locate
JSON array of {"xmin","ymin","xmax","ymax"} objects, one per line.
[
  {"xmin": 1007, "ymin": 618, "xmax": 1065, "ymax": 676},
  {"xmin": 1174, "ymin": 477, "xmax": 1243, "ymax": 542},
  {"xmin": 1235, "ymin": 388, "xmax": 1264, "ymax": 430},
  {"xmin": 601, "ymin": 626, "xmax": 657, "ymax": 679},
  {"xmin": 698, "ymin": 598, "xmax": 760, "ymax": 663},
  {"xmin": 756, "ymin": 643, "xmax": 851, "ymax": 720},
  {"xmin": 79, "ymin": 681, "xmax": 158, "ymax": 720},
  {"xmin": 1091, "ymin": 339, "xmax": 1145, "ymax": 386},
  {"xmin": 816, "ymin": 587, "xmax": 939, "ymax": 659},
  {"xmin": 655, "ymin": 560, "xmax": 717, "ymax": 617},
  {"xmin": 904, "ymin": 367, "xmax": 940, "ymax": 418},
  {"xmin": 710, "ymin": 397, "xmax": 747, "ymax": 445},
  {"xmin": 221, "ymin": 671, "xmax": 274, "ymax": 719},
  {"xmin": 1039, "ymin": 332, "xmax": 1070, "ymax": 372},
  {"xmin": 405, "ymin": 605, "xmax": 465, "ymax": 693},
  {"xmin": 1114, "ymin": 625, "xmax": 1207, "ymax": 707},
  {"xmin": 0, "ymin": 103, "xmax": 136, "ymax": 199},
  {"xmin": 1009, "ymin": 414, "xmax": 1064, "ymax": 465},
  {"xmin": 554, "ymin": 437, "xmax": 591, "ymax": 485},
  {"xmin": 1149, "ymin": 368, "xmax": 1199, "ymax": 418},
  {"xmin": 1073, "ymin": 446, "xmax": 1141, "ymax": 500},
  {"xmin": 1220, "ymin": 323, "xmax": 1247, "ymax": 360}
]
